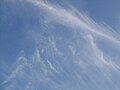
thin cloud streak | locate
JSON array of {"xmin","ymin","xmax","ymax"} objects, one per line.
[{"xmin": 27, "ymin": 0, "xmax": 120, "ymax": 45}]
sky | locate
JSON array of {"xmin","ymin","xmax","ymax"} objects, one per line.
[{"xmin": 0, "ymin": 0, "xmax": 120, "ymax": 90}]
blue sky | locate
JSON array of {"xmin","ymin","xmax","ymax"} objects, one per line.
[
  {"xmin": 85, "ymin": 0, "xmax": 120, "ymax": 30},
  {"xmin": 0, "ymin": 0, "xmax": 120, "ymax": 90},
  {"xmin": 69, "ymin": 0, "xmax": 120, "ymax": 29},
  {"xmin": 0, "ymin": 0, "xmax": 120, "ymax": 63}
]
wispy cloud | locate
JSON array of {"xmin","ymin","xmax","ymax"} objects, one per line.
[
  {"xmin": 1, "ymin": 0, "xmax": 120, "ymax": 90},
  {"xmin": 86, "ymin": 34, "xmax": 120, "ymax": 71},
  {"xmin": 26, "ymin": 0, "xmax": 120, "ymax": 71},
  {"xmin": 27, "ymin": 0, "xmax": 120, "ymax": 45},
  {"xmin": 0, "ymin": 56, "xmax": 28, "ymax": 85}
]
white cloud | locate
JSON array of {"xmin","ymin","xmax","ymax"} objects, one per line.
[
  {"xmin": 27, "ymin": 0, "xmax": 120, "ymax": 45},
  {"xmin": 1, "ymin": 0, "xmax": 120, "ymax": 89},
  {"xmin": 86, "ymin": 34, "xmax": 120, "ymax": 71},
  {"xmin": 26, "ymin": 0, "xmax": 120, "ymax": 71},
  {"xmin": 0, "ymin": 56, "xmax": 28, "ymax": 85}
]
